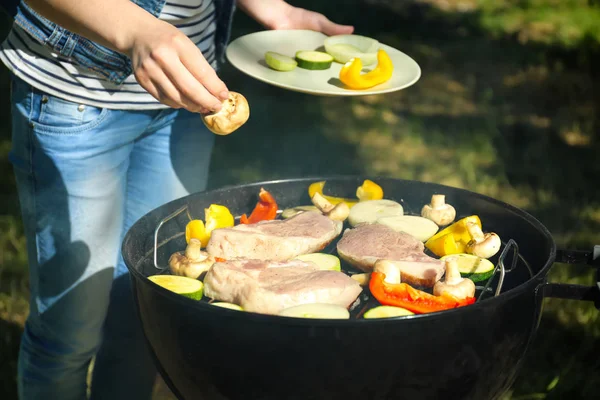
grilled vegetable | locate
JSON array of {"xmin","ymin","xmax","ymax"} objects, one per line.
[
  {"xmin": 308, "ymin": 181, "xmax": 358, "ymax": 208},
  {"xmin": 440, "ymin": 253, "xmax": 495, "ymax": 282},
  {"xmin": 348, "ymin": 199, "xmax": 404, "ymax": 227},
  {"xmin": 350, "ymin": 272, "xmax": 371, "ymax": 287},
  {"xmin": 295, "ymin": 50, "xmax": 334, "ymax": 70},
  {"xmin": 424, "ymin": 215, "xmax": 482, "ymax": 257},
  {"xmin": 148, "ymin": 275, "xmax": 204, "ymax": 300},
  {"xmin": 264, "ymin": 51, "xmax": 297, "ymax": 71},
  {"xmin": 311, "ymin": 192, "xmax": 350, "ymax": 222},
  {"xmin": 240, "ymin": 188, "xmax": 278, "ymax": 224},
  {"xmin": 212, "ymin": 302, "xmax": 244, "ymax": 311},
  {"xmin": 201, "ymin": 92, "xmax": 249, "ymax": 136},
  {"xmin": 323, "ymin": 34, "xmax": 379, "ymax": 65},
  {"xmin": 169, "ymin": 238, "xmax": 216, "ymax": 279},
  {"xmin": 281, "ymin": 205, "xmax": 319, "ymax": 219},
  {"xmin": 433, "ymin": 257, "xmax": 476, "ymax": 300},
  {"xmin": 339, "ymin": 49, "xmax": 393, "ymax": 90},
  {"xmin": 185, "ymin": 204, "xmax": 234, "ymax": 247},
  {"xmin": 356, "ymin": 179, "xmax": 384, "ymax": 201},
  {"xmin": 363, "ymin": 305, "xmax": 414, "ymax": 319},
  {"xmin": 294, "ymin": 253, "xmax": 341, "ymax": 271},
  {"xmin": 369, "ymin": 271, "xmax": 475, "ymax": 314},
  {"xmin": 465, "ymin": 222, "xmax": 501, "ymax": 259},
  {"xmin": 376, "ymin": 215, "xmax": 439, "ymax": 242},
  {"xmin": 279, "ymin": 303, "xmax": 350, "ymax": 319},
  {"xmin": 421, "ymin": 194, "xmax": 456, "ymax": 226}
]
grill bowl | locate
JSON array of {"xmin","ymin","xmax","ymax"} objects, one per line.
[{"xmin": 122, "ymin": 176, "xmax": 556, "ymax": 400}]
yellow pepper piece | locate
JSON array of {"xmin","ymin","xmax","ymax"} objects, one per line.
[
  {"xmin": 425, "ymin": 215, "xmax": 482, "ymax": 257},
  {"xmin": 308, "ymin": 181, "xmax": 358, "ymax": 207},
  {"xmin": 185, "ymin": 219, "xmax": 209, "ymax": 246},
  {"xmin": 356, "ymin": 179, "xmax": 384, "ymax": 201},
  {"xmin": 204, "ymin": 204, "xmax": 234, "ymax": 234},
  {"xmin": 339, "ymin": 49, "xmax": 394, "ymax": 90}
]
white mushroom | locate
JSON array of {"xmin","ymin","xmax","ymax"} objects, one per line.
[
  {"xmin": 201, "ymin": 92, "xmax": 250, "ymax": 135},
  {"xmin": 169, "ymin": 238, "xmax": 216, "ymax": 279},
  {"xmin": 465, "ymin": 222, "xmax": 501, "ymax": 259},
  {"xmin": 433, "ymin": 257, "xmax": 475, "ymax": 300},
  {"xmin": 311, "ymin": 192, "xmax": 350, "ymax": 222},
  {"xmin": 373, "ymin": 259, "xmax": 401, "ymax": 284},
  {"xmin": 421, "ymin": 194, "xmax": 456, "ymax": 226}
]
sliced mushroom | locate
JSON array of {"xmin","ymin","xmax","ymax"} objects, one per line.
[
  {"xmin": 201, "ymin": 92, "xmax": 250, "ymax": 135},
  {"xmin": 311, "ymin": 192, "xmax": 350, "ymax": 222},
  {"xmin": 433, "ymin": 256, "xmax": 475, "ymax": 300},
  {"xmin": 350, "ymin": 272, "xmax": 371, "ymax": 287},
  {"xmin": 373, "ymin": 259, "xmax": 401, "ymax": 284},
  {"xmin": 169, "ymin": 238, "xmax": 216, "ymax": 279},
  {"xmin": 421, "ymin": 194, "xmax": 456, "ymax": 226},
  {"xmin": 465, "ymin": 222, "xmax": 501, "ymax": 259}
]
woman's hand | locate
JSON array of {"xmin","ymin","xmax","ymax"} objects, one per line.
[
  {"xmin": 128, "ymin": 20, "xmax": 229, "ymax": 114},
  {"xmin": 238, "ymin": 0, "xmax": 354, "ymax": 36}
]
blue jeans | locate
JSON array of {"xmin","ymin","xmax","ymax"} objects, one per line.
[{"xmin": 9, "ymin": 74, "xmax": 215, "ymax": 399}]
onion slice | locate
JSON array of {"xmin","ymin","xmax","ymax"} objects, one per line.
[{"xmin": 323, "ymin": 34, "xmax": 380, "ymax": 65}]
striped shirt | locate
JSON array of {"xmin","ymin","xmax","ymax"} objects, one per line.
[{"xmin": 0, "ymin": 0, "xmax": 217, "ymax": 109}]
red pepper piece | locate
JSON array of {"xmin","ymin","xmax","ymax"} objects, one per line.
[
  {"xmin": 369, "ymin": 272, "xmax": 475, "ymax": 314},
  {"xmin": 240, "ymin": 188, "xmax": 278, "ymax": 224}
]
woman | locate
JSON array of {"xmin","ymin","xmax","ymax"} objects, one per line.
[{"xmin": 0, "ymin": 0, "xmax": 353, "ymax": 398}]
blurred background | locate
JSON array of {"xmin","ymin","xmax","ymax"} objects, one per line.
[{"xmin": 1, "ymin": 0, "xmax": 599, "ymax": 399}]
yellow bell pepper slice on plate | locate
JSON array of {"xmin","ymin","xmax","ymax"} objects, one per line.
[{"xmin": 339, "ymin": 49, "xmax": 393, "ymax": 90}]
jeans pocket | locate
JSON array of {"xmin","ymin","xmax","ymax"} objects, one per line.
[{"xmin": 30, "ymin": 87, "xmax": 110, "ymax": 135}]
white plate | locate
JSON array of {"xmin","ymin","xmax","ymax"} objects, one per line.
[{"xmin": 225, "ymin": 30, "xmax": 421, "ymax": 96}]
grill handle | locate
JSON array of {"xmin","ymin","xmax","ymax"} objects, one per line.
[{"xmin": 540, "ymin": 246, "xmax": 600, "ymax": 309}]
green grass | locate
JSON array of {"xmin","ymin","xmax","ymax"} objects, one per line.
[{"xmin": 1, "ymin": 0, "xmax": 600, "ymax": 399}]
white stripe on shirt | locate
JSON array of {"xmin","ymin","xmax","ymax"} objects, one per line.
[{"xmin": 0, "ymin": 0, "xmax": 217, "ymax": 110}]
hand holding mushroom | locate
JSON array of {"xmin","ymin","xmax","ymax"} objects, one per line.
[
  {"xmin": 465, "ymin": 222, "xmax": 501, "ymax": 259},
  {"xmin": 421, "ymin": 194, "xmax": 456, "ymax": 226},
  {"xmin": 311, "ymin": 192, "xmax": 350, "ymax": 222},
  {"xmin": 434, "ymin": 256, "xmax": 476, "ymax": 300},
  {"xmin": 201, "ymin": 92, "xmax": 250, "ymax": 135},
  {"xmin": 169, "ymin": 238, "xmax": 216, "ymax": 279}
]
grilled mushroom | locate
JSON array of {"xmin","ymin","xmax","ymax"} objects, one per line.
[
  {"xmin": 169, "ymin": 238, "xmax": 215, "ymax": 279},
  {"xmin": 311, "ymin": 192, "xmax": 350, "ymax": 222},
  {"xmin": 201, "ymin": 92, "xmax": 250, "ymax": 135},
  {"xmin": 465, "ymin": 222, "xmax": 501, "ymax": 259},
  {"xmin": 421, "ymin": 194, "xmax": 456, "ymax": 226},
  {"xmin": 433, "ymin": 256, "xmax": 475, "ymax": 300},
  {"xmin": 373, "ymin": 259, "xmax": 401, "ymax": 284}
]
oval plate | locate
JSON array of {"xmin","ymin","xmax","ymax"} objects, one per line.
[{"xmin": 225, "ymin": 30, "xmax": 421, "ymax": 96}]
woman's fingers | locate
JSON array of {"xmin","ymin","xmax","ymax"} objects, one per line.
[
  {"xmin": 152, "ymin": 44, "xmax": 225, "ymax": 112},
  {"xmin": 178, "ymin": 42, "xmax": 229, "ymax": 102}
]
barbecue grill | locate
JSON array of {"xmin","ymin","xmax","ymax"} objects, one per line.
[{"xmin": 121, "ymin": 176, "xmax": 600, "ymax": 400}]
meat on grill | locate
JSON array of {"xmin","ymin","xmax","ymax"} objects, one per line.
[
  {"xmin": 336, "ymin": 223, "xmax": 445, "ymax": 287},
  {"xmin": 206, "ymin": 211, "xmax": 342, "ymax": 261},
  {"xmin": 203, "ymin": 259, "xmax": 363, "ymax": 315}
]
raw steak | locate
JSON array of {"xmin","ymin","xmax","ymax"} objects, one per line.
[
  {"xmin": 336, "ymin": 223, "xmax": 445, "ymax": 287},
  {"xmin": 203, "ymin": 259, "xmax": 363, "ymax": 315},
  {"xmin": 206, "ymin": 211, "xmax": 342, "ymax": 261}
]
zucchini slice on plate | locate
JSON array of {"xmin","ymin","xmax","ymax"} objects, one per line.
[
  {"xmin": 264, "ymin": 51, "xmax": 297, "ymax": 71},
  {"xmin": 295, "ymin": 51, "xmax": 334, "ymax": 70}
]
